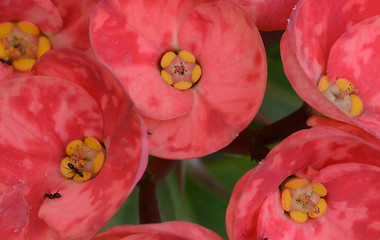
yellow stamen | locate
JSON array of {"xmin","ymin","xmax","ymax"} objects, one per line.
[
  {"xmin": 93, "ymin": 152, "xmax": 105, "ymax": 173},
  {"xmin": 160, "ymin": 51, "xmax": 176, "ymax": 68},
  {"xmin": 60, "ymin": 157, "xmax": 75, "ymax": 178},
  {"xmin": 161, "ymin": 70, "xmax": 173, "ymax": 85},
  {"xmin": 290, "ymin": 211, "xmax": 308, "ymax": 223},
  {"xmin": 17, "ymin": 21, "xmax": 40, "ymax": 35},
  {"xmin": 281, "ymin": 188, "xmax": 291, "ymax": 212},
  {"xmin": 335, "ymin": 78, "xmax": 354, "ymax": 91},
  {"xmin": 281, "ymin": 176, "xmax": 328, "ymax": 223},
  {"xmin": 0, "ymin": 42, "xmax": 8, "ymax": 59},
  {"xmin": 0, "ymin": 22, "xmax": 14, "ymax": 38},
  {"xmin": 173, "ymin": 81, "xmax": 192, "ymax": 90},
  {"xmin": 312, "ymin": 183, "xmax": 327, "ymax": 197},
  {"xmin": 178, "ymin": 50, "xmax": 196, "ymax": 63},
  {"xmin": 66, "ymin": 140, "xmax": 84, "ymax": 156},
  {"xmin": 36, "ymin": 36, "xmax": 51, "ymax": 58},
  {"xmin": 349, "ymin": 94, "xmax": 363, "ymax": 117},
  {"xmin": 317, "ymin": 75, "xmax": 330, "ymax": 92},
  {"xmin": 192, "ymin": 64, "xmax": 202, "ymax": 83},
  {"xmin": 12, "ymin": 58, "xmax": 35, "ymax": 72},
  {"xmin": 308, "ymin": 198, "xmax": 327, "ymax": 218},
  {"xmin": 284, "ymin": 177, "xmax": 309, "ymax": 189},
  {"xmin": 61, "ymin": 137, "xmax": 106, "ymax": 183},
  {"xmin": 73, "ymin": 171, "xmax": 92, "ymax": 183},
  {"xmin": 318, "ymin": 75, "xmax": 363, "ymax": 117},
  {"xmin": 84, "ymin": 137, "xmax": 102, "ymax": 152}
]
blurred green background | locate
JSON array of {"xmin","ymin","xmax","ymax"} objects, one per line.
[{"xmin": 102, "ymin": 31, "xmax": 303, "ymax": 239}]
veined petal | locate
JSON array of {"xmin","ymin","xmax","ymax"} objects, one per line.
[
  {"xmin": 258, "ymin": 163, "xmax": 380, "ymax": 239},
  {"xmin": 50, "ymin": 0, "xmax": 100, "ymax": 51},
  {"xmin": 280, "ymin": 32, "xmax": 353, "ymax": 124},
  {"xmin": 0, "ymin": 0, "xmax": 62, "ymax": 34},
  {"xmin": 227, "ymin": 117, "xmax": 380, "ymax": 239},
  {"xmin": 287, "ymin": 0, "xmax": 379, "ymax": 82},
  {"xmin": 31, "ymin": 48, "xmax": 149, "ymax": 239},
  {"xmin": 90, "ymin": 0, "xmax": 200, "ymax": 120},
  {"xmin": 327, "ymin": 16, "xmax": 380, "ymax": 137},
  {"xmin": 93, "ymin": 221, "xmax": 223, "ymax": 240},
  {"xmin": 0, "ymin": 76, "xmax": 103, "ymax": 239},
  {"xmin": 228, "ymin": 0, "xmax": 299, "ymax": 31},
  {"xmin": 178, "ymin": 1, "xmax": 266, "ymax": 129}
]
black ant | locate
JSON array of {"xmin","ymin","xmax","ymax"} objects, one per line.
[
  {"xmin": 0, "ymin": 57, "xmax": 12, "ymax": 66},
  {"xmin": 67, "ymin": 163, "xmax": 84, "ymax": 177},
  {"xmin": 44, "ymin": 189, "xmax": 61, "ymax": 199}
]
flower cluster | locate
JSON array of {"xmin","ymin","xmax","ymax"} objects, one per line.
[{"xmin": 0, "ymin": 0, "xmax": 379, "ymax": 239}]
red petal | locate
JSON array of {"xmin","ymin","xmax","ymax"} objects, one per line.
[
  {"xmin": 94, "ymin": 221, "xmax": 223, "ymax": 240},
  {"xmin": 287, "ymin": 0, "xmax": 380, "ymax": 81},
  {"xmin": 280, "ymin": 32, "xmax": 353, "ymax": 124},
  {"xmin": 258, "ymin": 163, "xmax": 380, "ymax": 239},
  {"xmin": 0, "ymin": 76, "xmax": 103, "ymax": 239},
  {"xmin": 50, "ymin": 0, "xmax": 100, "ymax": 51},
  {"xmin": 90, "ymin": 0, "xmax": 201, "ymax": 120},
  {"xmin": 29, "ymin": 48, "xmax": 149, "ymax": 239},
  {"xmin": 327, "ymin": 16, "xmax": 380, "ymax": 137},
  {"xmin": 144, "ymin": 1, "xmax": 266, "ymax": 159},
  {"xmin": 227, "ymin": 118, "xmax": 380, "ymax": 239},
  {"xmin": 0, "ymin": 0, "xmax": 62, "ymax": 34},
  {"xmin": 228, "ymin": 0, "xmax": 298, "ymax": 31}
]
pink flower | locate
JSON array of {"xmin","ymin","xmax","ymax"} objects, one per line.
[
  {"xmin": 93, "ymin": 221, "xmax": 223, "ymax": 240},
  {"xmin": 281, "ymin": 0, "xmax": 380, "ymax": 137},
  {"xmin": 90, "ymin": 0, "xmax": 267, "ymax": 159},
  {"xmin": 0, "ymin": 0, "xmax": 100, "ymax": 81},
  {"xmin": 227, "ymin": 0, "xmax": 299, "ymax": 31},
  {"xmin": 226, "ymin": 116, "xmax": 380, "ymax": 239},
  {"xmin": 0, "ymin": 48, "xmax": 148, "ymax": 239}
]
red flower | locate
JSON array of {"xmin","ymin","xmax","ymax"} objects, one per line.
[
  {"xmin": 90, "ymin": 0, "xmax": 267, "ymax": 159},
  {"xmin": 281, "ymin": 0, "xmax": 380, "ymax": 137},
  {"xmin": 93, "ymin": 221, "xmax": 223, "ymax": 240},
  {"xmin": 226, "ymin": 116, "xmax": 380, "ymax": 239},
  {"xmin": 227, "ymin": 0, "xmax": 299, "ymax": 31},
  {"xmin": 0, "ymin": 48, "xmax": 148, "ymax": 239},
  {"xmin": 0, "ymin": 0, "xmax": 100, "ymax": 81}
]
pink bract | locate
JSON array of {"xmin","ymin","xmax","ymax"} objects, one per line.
[
  {"xmin": 226, "ymin": 116, "xmax": 380, "ymax": 239},
  {"xmin": 228, "ymin": 0, "xmax": 299, "ymax": 31},
  {"xmin": 93, "ymin": 221, "xmax": 223, "ymax": 240},
  {"xmin": 281, "ymin": 0, "xmax": 380, "ymax": 137},
  {"xmin": 90, "ymin": 0, "xmax": 267, "ymax": 159},
  {"xmin": 0, "ymin": 0, "xmax": 100, "ymax": 82},
  {"xmin": 0, "ymin": 48, "xmax": 148, "ymax": 239}
]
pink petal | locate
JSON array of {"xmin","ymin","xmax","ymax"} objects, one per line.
[
  {"xmin": 280, "ymin": 32, "xmax": 353, "ymax": 124},
  {"xmin": 327, "ymin": 16, "xmax": 380, "ymax": 137},
  {"xmin": 0, "ymin": 76, "xmax": 103, "ymax": 239},
  {"xmin": 29, "ymin": 48, "xmax": 148, "ymax": 239},
  {"xmin": 93, "ymin": 221, "xmax": 223, "ymax": 240},
  {"xmin": 226, "ymin": 116, "xmax": 380, "ymax": 239},
  {"xmin": 287, "ymin": 0, "xmax": 380, "ymax": 81},
  {"xmin": 225, "ymin": 169, "xmax": 254, "ymax": 239},
  {"xmin": 50, "ymin": 0, "xmax": 101, "ymax": 51},
  {"xmin": 228, "ymin": 0, "xmax": 299, "ymax": 31},
  {"xmin": 141, "ymin": 1, "xmax": 266, "ymax": 159},
  {"xmin": 178, "ymin": 1, "xmax": 266, "ymax": 127},
  {"xmin": 0, "ymin": 0, "xmax": 62, "ymax": 34},
  {"xmin": 258, "ymin": 163, "xmax": 380, "ymax": 239},
  {"xmin": 90, "ymin": 0, "xmax": 202, "ymax": 120}
]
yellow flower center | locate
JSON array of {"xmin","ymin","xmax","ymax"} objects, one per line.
[
  {"xmin": 160, "ymin": 50, "xmax": 202, "ymax": 91},
  {"xmin": 281, "ymin": 177, "xmax": 327, "ymax": 223},
  {"xmin": 0, "ymin": 21, "xmax": 51, "ymax": 72},
  {"xmin": 317, "ymin": 75, "xmax": 363, "ymax": 117},
  {"xmin": 60, "ymin": 137, "xmax": 106, "ymax": 183}
]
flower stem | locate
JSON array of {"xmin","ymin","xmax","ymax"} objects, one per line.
[
  {"xmin": 222, "ymin": 102, "xmax": 311, "ymax": 160},
  {"xmin": 138, "ymin": 157, "xmax": 178, "ymax": 224}
]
